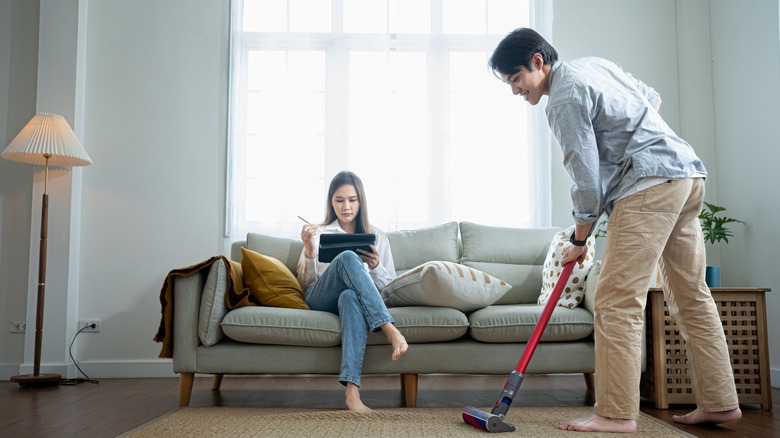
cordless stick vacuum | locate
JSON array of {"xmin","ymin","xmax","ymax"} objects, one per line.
[{"xmin": 463, "ymin": 260, "xmax": 577, "ymax": 433}]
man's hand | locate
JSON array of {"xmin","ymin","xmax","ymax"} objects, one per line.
[{"xmin": 562, "ymin": 243, "xmax": 587, "ymax": 264}]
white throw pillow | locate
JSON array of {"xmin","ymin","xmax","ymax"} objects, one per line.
[
  {"xmin": 537, "ymin": 226, "xmax": 595, "ymax": 309},
  {"xmin": 382, "ymin": 261, "xmax": 511, "ymax": 312}
]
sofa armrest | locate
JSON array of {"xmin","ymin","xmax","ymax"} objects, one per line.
[{"xmin": 172, "ymin": 272, "xmax": 206, "ymax": 373}]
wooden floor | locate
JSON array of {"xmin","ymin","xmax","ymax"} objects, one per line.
[{"xmin": 1, "ymin": 374, "xmax": 776, "ymax": 437}]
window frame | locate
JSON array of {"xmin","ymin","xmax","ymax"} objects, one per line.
[{"xmin": 227, "ymin": 0, "xmax": 552, "ymax": 238}]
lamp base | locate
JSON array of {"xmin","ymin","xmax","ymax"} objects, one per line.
[{"xmin": 10, "ymin": 373, "xmax": 61, "ymax": 388}]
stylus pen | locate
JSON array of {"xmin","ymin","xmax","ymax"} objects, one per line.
[{"xmin": 298, "ymin": 216, "xmax": 310, "ymax": 224}]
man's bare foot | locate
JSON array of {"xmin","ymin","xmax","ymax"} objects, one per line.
[
  {"xmin": 558, "ymin": 413, "xmax": 637, "ymax": 433},
  {"xmin": 345, "ymin": 383, "xmax": 372, "ymax": 413},
  {"xmin": 380, "ymin": 323, "xmax": 408, "ymax": 361},
  {"xmin": 672, "ymin": 408, "xmax": 741, "ymax": 425}
]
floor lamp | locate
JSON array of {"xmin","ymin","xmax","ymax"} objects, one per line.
[{"xmin": 2, "ymin": 113, "xmax": 92, "ymax": 387}]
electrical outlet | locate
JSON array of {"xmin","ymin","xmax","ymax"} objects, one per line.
[
  {"xmin": 78, "ymin": 320, "xmax": 101, "ymax": 333},
  {"xmin": 10, "ymin": 320, "xmax": 26, "ymax": 333}
]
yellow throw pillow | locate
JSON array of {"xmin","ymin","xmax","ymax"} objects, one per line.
[{"xmin": 241, "ymin": 247, "xmax": 309, "ymax": 310}]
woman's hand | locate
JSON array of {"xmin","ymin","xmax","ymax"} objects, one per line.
[
  {"xmin": 301, "ymin": 224, "xmax": 319, "ymax": 259},
  {"xmin": 357, "ymin": 245, "xmax": 380, "ymax": 270}
]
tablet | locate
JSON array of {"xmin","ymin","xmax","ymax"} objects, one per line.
[{"xmin": 318, "ymin": 233, "xmax": 376, "ymax": 263}]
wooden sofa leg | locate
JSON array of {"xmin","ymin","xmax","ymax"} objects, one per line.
[
  {"xmin": 583, "ymin": 373, "xmax": 594, "ymax": 390},
  {"xmin": 211, "ymin": 374, "xmax": 224, "ymax": 390},
  {"xmin": 401, "ymin": 373, "xmax": 418, "ymax": 408},
  {"xmin": 179, "ymin": 372, "xmax": 195, "ymax": 406}
]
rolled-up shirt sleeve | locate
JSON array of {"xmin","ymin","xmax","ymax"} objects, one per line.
[
  {"xmin": 548, "ymin": 101, "xmax": 602, "ymax": 226},
  {"xmin": 297, "ymin": 232, "xmax": 320, "ymax": 290}
]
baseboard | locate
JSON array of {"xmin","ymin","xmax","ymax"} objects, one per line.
[
  {"xmin": 0, "ymin": 363, "xmax": 21, "ymax": 380},
  {"xmin": 1, "ymin": 360, "xmax": 177, "ymax": 380},
  {"xmin": 69, "ymin": 360, "xmax": 179, "ymax": 378},
  {"xmin": 4, "ymin": 362, "xmax": 779, "ymax": 387}
]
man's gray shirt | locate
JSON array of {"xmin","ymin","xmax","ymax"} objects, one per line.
[{"xmin": 546, "ymin": 57, "xmax": 707, "ymax": 226}]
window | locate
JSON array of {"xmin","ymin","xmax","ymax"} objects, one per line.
[{"xmin": 228, "ymin": 0, "xmax": 550, "ymax": 239}]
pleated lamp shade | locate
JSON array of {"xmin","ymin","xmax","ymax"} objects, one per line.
[{"xmin": 2, "ymin": 113, "xmax": 92, "ymax": 167}]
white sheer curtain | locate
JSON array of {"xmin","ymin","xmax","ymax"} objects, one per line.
[{"xmin": 227, "ymin": 0, "xmax": 553, "ymax": 239}]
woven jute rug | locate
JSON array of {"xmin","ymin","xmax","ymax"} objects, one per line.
[{"xmin": 120, "ymin": 406, "xmax": 692, "ymax": 437}]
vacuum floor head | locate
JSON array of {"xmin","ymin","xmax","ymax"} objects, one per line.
[{"xmin": 462, "ymin": 406, "xmax": 516, "ymax": 433}]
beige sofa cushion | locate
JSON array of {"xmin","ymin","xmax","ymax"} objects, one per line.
[
  {"xmin": 468, "ymin": 304, "xmax": 593, "ymax": 343},
  {"xmin": 222, "ymin": 306, "xmax": 341, "ymax": 347},
  {"xmin": 369, "ymin": 306, "xmax": 469, "ymax": 344},
  {"xmin": 221, "ymin": 305, "xmax": 469, "ymax": 347},
  {"xmin": 459, "ymin": 222, "xmax": 562, "ymax": 305}
]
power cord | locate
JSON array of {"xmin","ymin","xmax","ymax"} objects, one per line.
[{"xmin": 59, "ymin": 323, "xmax": 100, "ymax": 386}]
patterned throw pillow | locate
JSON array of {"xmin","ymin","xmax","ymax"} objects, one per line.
[
  {"xmin": 537, "ymin": 226, "xmax": 595, "ymax": 309},
  {"xmin": 381, "ymin": 261, "xmax": 511, "ymax": 312}
]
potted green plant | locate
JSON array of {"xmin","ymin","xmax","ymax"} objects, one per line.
[{"xmin": 698, "ymin": 201, "xmax": 744, "ymax": 287}]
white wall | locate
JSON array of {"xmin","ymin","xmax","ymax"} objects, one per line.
[
  {"xmin": 0, "ymin": 0, "xmax": 39, "ymax": 377},
  {"xmin": 709, "ymin": 0, "xmax": 780, "ymax": 381},
  {"xmin": 1, "ymin": 0, "xmax": 778, "ymax": 386},
  {"xmin": 75, "ymin": 0, "xmax": 230, "ymax": 373},
  {"xmin": 551, "ymin": 0, "xmax": 684, "ymax": 225}
]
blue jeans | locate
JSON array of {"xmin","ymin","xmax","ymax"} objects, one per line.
[{"xmin": 304, "ymin": 251, "xmax": 395, "ymax": 387}]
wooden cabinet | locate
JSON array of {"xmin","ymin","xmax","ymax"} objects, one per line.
[{"xmin": 640, "ymin": 288, "xmax": 773, "ymax": 410}]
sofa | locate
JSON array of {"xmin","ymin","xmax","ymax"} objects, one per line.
[{"xmin": 169, "ymin": 221, "xmax": 619, "ymax": 407}]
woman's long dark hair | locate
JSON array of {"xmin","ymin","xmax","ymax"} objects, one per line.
[{"xmin": 323, "ymin": 171, "xmax": 371, "ymax": 234}]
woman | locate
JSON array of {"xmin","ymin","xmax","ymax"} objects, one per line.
[{"xmin": 297, "ymin": 170, "xmax": 408, "ymax": 412}]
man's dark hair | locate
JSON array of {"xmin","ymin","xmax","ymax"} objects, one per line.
[{"xmin": 489, "ymin": 28, "xmax": 558, "ymax": 77}]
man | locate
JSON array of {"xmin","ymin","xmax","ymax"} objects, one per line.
[{"xmin": 489, "ymin": 28, "xmax": 741, "ymax": 433}]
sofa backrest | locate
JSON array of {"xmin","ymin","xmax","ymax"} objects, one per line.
[
  {"xmin": 233, "ymin": 221, "xmax": 563, "ymax": 306},
  {"xmin": 458, "ymin": 222, "xmax": 562, "ymax": 305},
  {"xmin": 385, "ymin": 221, "xmax": 460, "ymax": 272},
  {"xmin": 232, "ymin": 233, "xmax": 303, "ymax": 274}
]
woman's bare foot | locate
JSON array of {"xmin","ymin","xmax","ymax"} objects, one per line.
[
  {"xmin": 558, "ymin": 413, "xmax": 637, "ymax": 433},
  {"xmin": 380, "ymin": 323, "xmax": 408, "ymax": 361},
  {"xmin": 345, "ymin": 382, "xmax": 372, "ymax": 413},
  {"xmin": 672, "ymin": 408, "xmax": 742, "ymax": 425}
]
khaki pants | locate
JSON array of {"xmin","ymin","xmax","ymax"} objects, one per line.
[{"xmin": 594, "ymin": 178, "xmax": 739, "ymax": 419}]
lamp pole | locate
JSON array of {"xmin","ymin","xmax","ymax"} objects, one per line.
[{"xmin": 12, "ymin": 154, "xmax": 61, "ymax": 386}]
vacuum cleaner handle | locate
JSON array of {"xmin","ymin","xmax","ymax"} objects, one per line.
[
  {"xmin": 463, "ymin": 259, "xmax": 581, "ymax": 431},
  {"xmin": 514, "ymin": 260, "xmax": 577, "ymax": 374}
]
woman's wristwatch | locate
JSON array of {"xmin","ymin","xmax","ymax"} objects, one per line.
[{"xmin": 569, "ymin": 234, "xmax": 588, "ymax": 247}]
